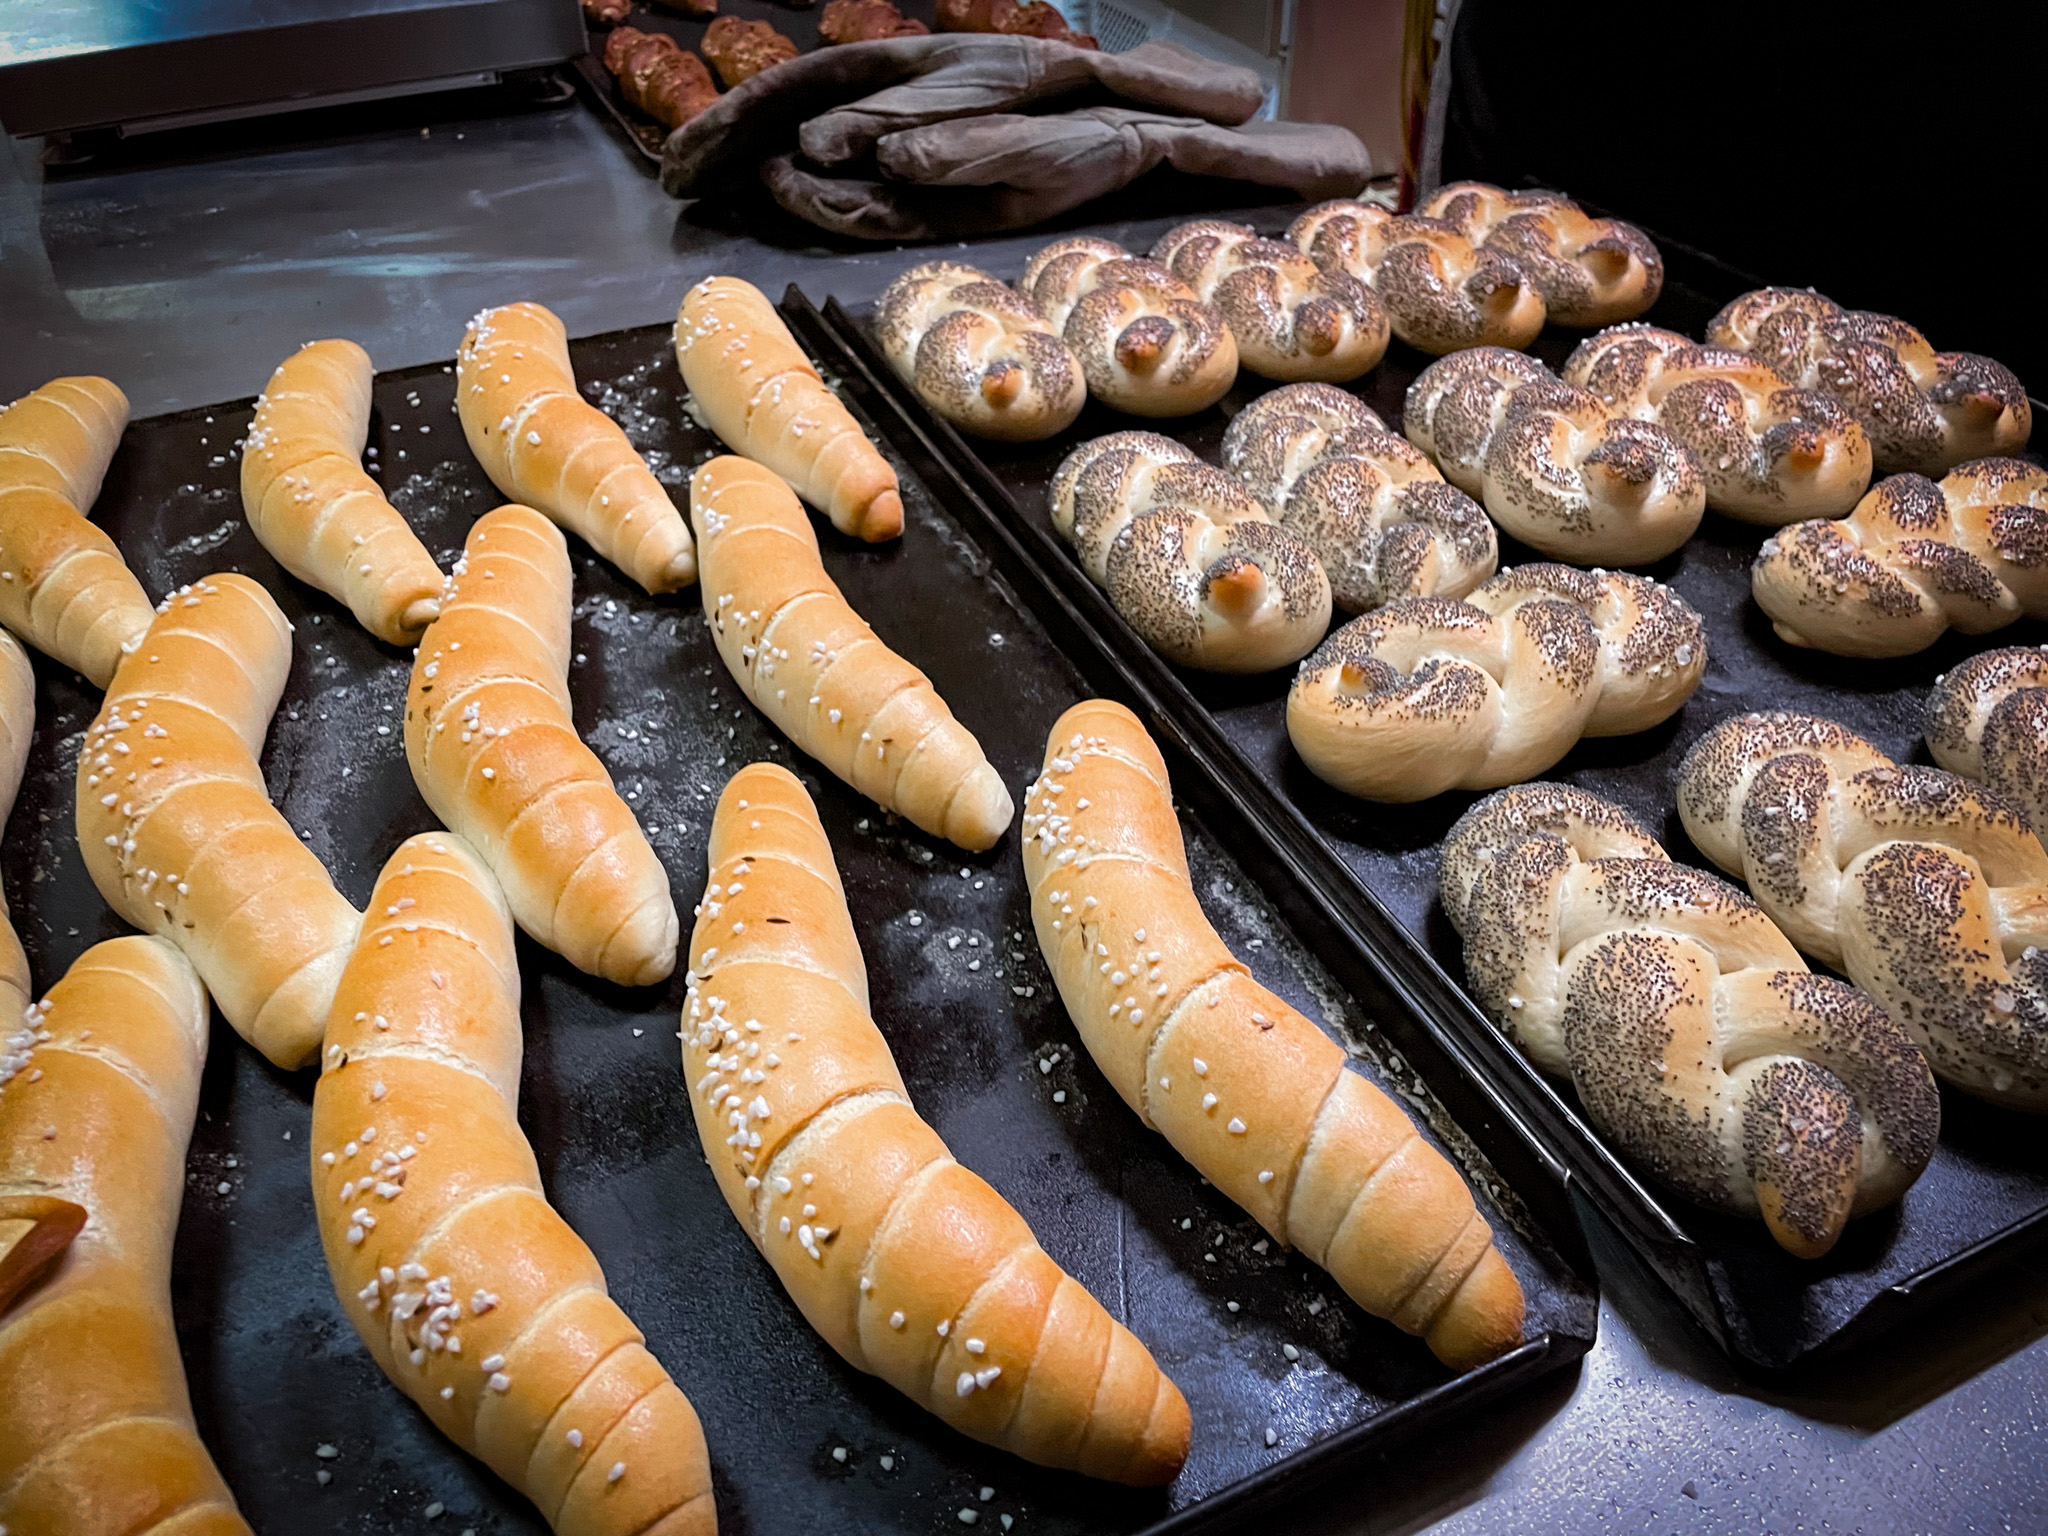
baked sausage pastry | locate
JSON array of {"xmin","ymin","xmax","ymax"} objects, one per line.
[
  {"xmin": 1221, "ymin": 383, "xmax": 1497, "ymax": 612},
  {"xmin": 76, "ymin": 576, "xmax": 362, "ymax": 1070},
  {"xmin": 0, "ymin": 632, "xmax": 30, "ymax": 1029},
  {"xmin": 1020, "ymin": 238, "xmax": 1238, "ymax": 417},
  {"xmin": 1, "ymin": 936, "xmax": 253, "ymax": 1535},
  {"xmin": 1707, "ymin": 287, "xmax": 2031, "ymax": 476},
  {"xmin": 1751, "ymin": 458, "xmax": 2048, "ymax": 658},
  {"xmin": 819, "ymin": 0, "xmax": 930, "ymax": 41},
  {"xmin": 1050, "ymin": 432, "xmax": 1332, "ymax": 672},
  {"xmin": 316, "ymin": 833, "xmax": 716, "ymax": 1536},
  {"xmin": 1418, "ymin": 182, "xmax": 1663, "ymax": 329},
  {"xmin": 683, "ymin": 762, "xmax": 1188, "ymax": 1481},
  {"xmin": 1926, "ymin": 646, "xmax": 2048, "ymax": 833},
  {"xmin": 690, "ymin": 456, "xmax": 1013, "ymax": 850},
  {"xmin": 1150, "ymin": 220, "xmax": 1388, "ymax": 383},
  {"xmin": 406, "ymin": 505, "xmax": 679, "ymax": 986},
  {"xmin": 1287, "ymin": 201, "xmax": 1545, "ymax": 355},
  {"xmin": 873, "ymin": 262, "xmax": 1085, "ymax": 442},
  {"xmin": 1404, "ymin": 347, "xmax": 1706, "ymax": 565},
  {"xmin": 1679, "ymin": 711, "xmax": 2048, "ymax": 1110},
  {"xmin": 936, "ymin": 0, "xmax": 1095, "ymax": 45},
  {"xmin": 0, "ymin": 376, "xmax": 152, "ymax": 686},
  {"xmin": 459, "ymin": 302, "xmax": 697, "ymax": 593},
  {"xmin": 701, "ymin": 15, "xmax": 797, "ymax": 86},
  {"xmin": 603, "ymin": 27, "xmax": 721, "ymax": 131},
  {"xmin": 241, "ymin": 339, "xmax": 445, "ymax": 644},
  {"xmin": 1562, "ymin": 325, "xmax": 1871, "ymax": 524},
  {"xmin": 1441, "ymin": 783, "xmax": 1939, "ymax": 1257},
  {"xmin": 1023, "ymin": 699, "xmax": 1526, "ymax": 1369},
  {"xmin": 676, "ymin": 276, "xmax": 904, "ymax": 541},
  {"xmin": 1288, "ymin": 564, "xmax": 1705, "ymax": 802}
]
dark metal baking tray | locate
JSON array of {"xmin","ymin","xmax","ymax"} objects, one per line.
[
  {"xmin": 1, "ymin": 299, "xmax": 1593, "ymax": 1534},
  {"xmin": 816, "ymin": 234, "xmax": 2048, "ymax": 1373},
  {"xmin": 568, "ymin": 0, "xmax": 944, "ymax": 165}
]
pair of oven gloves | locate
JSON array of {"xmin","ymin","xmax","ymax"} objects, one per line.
[{"xmin": 657, "ymin": 34, "xmax": 1371, "ymax": 240}]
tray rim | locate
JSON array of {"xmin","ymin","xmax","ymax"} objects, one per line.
[{"xmin": 805, "ymin": 277, "xmax": 2048, "ymax": 1377}]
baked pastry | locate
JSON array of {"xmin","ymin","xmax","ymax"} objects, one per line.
[
  {"xmin": 1023, "ymin": 699, "xmax": 1526, "ymax": 1368},
  {"xmin": 0, "ymin": 376, "xmax": 152, "ymax": 687},
  {"xmin": 1707, "ymin": 287, "xmax": 2031, "ymax": 476},
  {"xmin": 1563, "ymin": 324, "xmax": 1871, "ymax": 524},
  {"xmin": 676, "ymin": 276, "xmax": 904, "ymax": 541},
  {"xmin": 316, "ymin": 833, "xmax": 716, "ymax": 1535},
  {"xmin": 1419, "ymin": 182, "xmax": 1663, "ymax": 329},
  {"xmin": 1288, "ymin": 201, "xmax": 1545, "ymax": 355},
  {"xmin": 76, "ymin": 576, "xmax": 362, "ymax": 1070},
  {"xmin": 1751, "ymin": 458, "xmax": 2048, "ymax": 658},
  {"xmin": 458, "ymin": 302, "xmax": 697, "ymax": 592},
  {"xmin": 1288, "ymin": 564, "xmax": 1704, "ymax": 802},
  {"xmin": 689, "ymin": 456, "xmax": 1012, "ymax": 850},
  {"xmin": 1221, "ymin": 382, "xmax": 1497, "ymax": 612},
  {"xmin": 701, "ymin": 15, "xmax": 797, "ymax": 87},
  {"xmin": 936, "ymin": 0, "xmax": 1095, "ymax": 45},
  {"xmin": 1441, "ymin": 783, "xmax": 1939, "ymax": 1257},
  {"xmin": 1926, "ymin": 646, "xmax": 2048, "ymax": 832},
  {"xmin": 241, "ymin": 339, "xmax": 446, "ymax": 644},
  {"xmin": 654, "ymin": 0, "xmax": 719, "ymax": 14},
  {"xmin": 873, "ymin": 262, "xmax": 1084, "ymax": 442},
  {"xmin": 583, "ymin": 0, "xmax": 631, "ymax": 26},
  {"xmin": 406, "ymin": 505, "xmax": 679, "ymax": 986},
  {"xmin": 603, "ymin": 28, "xmax": 721, "ymax": 131},
  {"xmin": 1404, "ymin": 347, "xmax": 1706, "ymax": 565},
  {"xmin": 1020, "ymin": 238, "xmax": 1238, "ymax": 418},
  {"xmin": 1050, "ymin": 432, "xmax": 1332, "ymax": 672},
  {"xmin": 0, "ymin": 632, "xmax": 30, "ymax": 1030},
  {"xmin": 683, "ymin": 762, "xmax": 1188, "ymax": 1480},
  {"xmin": 1679, "ymin": 711, "xmax": 2048, "ymax": 1110},
  {"xmin": 819, "ymin": 0, "xmax": 929, "ymax": 40},
  {"xmin": 1150, "ymin": 220, "xmax": 1388, "ymax": 383},
  {"xmin": 0, "ymin": 937, "xmax": 253, "ymax": 1535}
]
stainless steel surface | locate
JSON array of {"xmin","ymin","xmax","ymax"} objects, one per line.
[{"xmin": 2, "ymin": 86, "xmax": 2045, "ymax": 1535}]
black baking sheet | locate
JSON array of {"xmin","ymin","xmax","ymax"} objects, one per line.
[
  {"xmin": 568, "ymin": 0, "xmax": 944, "ymax": 165},
  {"xmin": 821, "ymin": 235, "xmax": 2048, "ymax": 1372},
  {"xmin": 1, "ymin": 310, "xmax": 1593, "ymax": 1534}
]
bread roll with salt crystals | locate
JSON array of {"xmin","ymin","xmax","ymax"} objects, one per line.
[
  {"xmin": 458, "ymin": 302, "xmax": 697, "ymax": 592},
  {"xmin": 0, "ymin": 936, "xmax": 253, "ymax": 1536},
  {"xmin": 1023, "ymin": 699, "xmax": 1525, "ymax": 1369},
  {"xmin": 315, "ymin": 833, "xmax": 715, "ymax": 1536},
  {"xmin": 406, "ymin": 505, "xmax": 678, "ymax": 986},
  {"xmin": 676, "ymin": 276, "xmax": 904, "ymax": 541},
  {"xmin": 75, "ymin": 575, "xmax": 362, "ymax": 1070},
  {"xmin": 241, "ymin": 339, "xmax": 446, "ymax": 644},
  {"xmin": 0, "ymin": 631, "xmax": 31, "ymax": 1027},
  {"xmin": 683, "ymin": 762, "xmax": 1188, "ymax": 1482},
  {"xmin": 688, "ymin": 455, "xmax": 1012, "ymax": 851},
  {"xmin": 0, "ymin": 376, "xmax": 152, "ymax": 686}
]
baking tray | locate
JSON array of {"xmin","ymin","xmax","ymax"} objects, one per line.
[
  {"xmin": 1, "ymin": 300, "xmax": 1593, "ymax": 1534},
  {"xmin": 567, "ymin": 0, "xmax": 944, "ymax": 165},
  {"xmin": 816, "ymin": 234, "xmax": 2048, "ymax": 1373}
]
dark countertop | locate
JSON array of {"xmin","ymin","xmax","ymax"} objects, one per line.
[{"xmin": 2, "ymin": 85, "xmax": 2045, "ymax": 1536}]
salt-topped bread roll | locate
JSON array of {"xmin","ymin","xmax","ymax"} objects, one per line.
[
  {"xmin": 241, "ymin": 339, "xmax": 445, "ymax": 644},
  {"xmin": 315, "ymin": 833, "xmax": 715, "ymax": 1535},
  {"xmin": 683, "ymin": 762, "xmax": 1189, "ymax": 1481},
  {"xmin": 689, "ymin": 455, "xmax": 1012, "ymax": 851},
  {"xmin": 0, "ymin": 631, "xmax": 31, "ymax": 1030},
  {"xmin": 676, "ymin": 276, "xmax": 904, "ymax": 541},
  {"xmin": 458, "ymin": 302, "xmax": 697, "ymax": 592},
  {"xmin": 0, "ymin": 376, "xmax": 152, "ymax": 686}
]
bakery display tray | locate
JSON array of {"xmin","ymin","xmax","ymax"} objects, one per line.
[
  {"xmin": 567, "ymin": 0, "xmax": 944, "ymax": 165},
  {"xmin": 1, "ymin": 299, "xmax": 1594, "ymax": 1535},
  {"xmin": 817, "ymin": 236, "xmax": 2048, "ymax": 1373}
]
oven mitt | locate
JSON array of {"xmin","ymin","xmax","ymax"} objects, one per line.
[
  {"xmin": 759, "ymin": 110, "xmax": 1371, "ymax": 241},
  {"xmin": 660, "ymin": 35, "xmax": 1266, "ymax": 198}
]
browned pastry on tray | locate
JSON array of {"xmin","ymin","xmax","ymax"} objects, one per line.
[
  {"xmin": 603, "ymin": 27, "xmax": 721, "ymax": 131},
  {"xmin": 582, "ymin": 0, "xmax": 631, "ymax": 24},
  {"xmin": 819, "ymin": 0, "xmax": 930, "ymax": 42},
  {"xmin": 937, "ymin": 0, "xmax": 1096, "ymax": 46},
  {"xmin": 653, "ymin": 0, "xmax": 720, "ymax": 15},
  {"xmin": 702, "ymin": 15, "xmax": 799, "ymax": 88}
]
